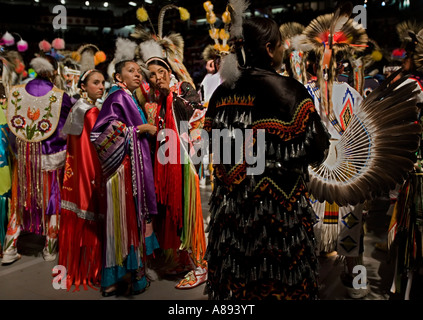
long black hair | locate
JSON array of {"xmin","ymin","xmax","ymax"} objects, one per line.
[
  {"xmin": 113, "ymin": 59, "xmax": 134, "ymax": 82},
  {"xmin": 240, "ymin": 17, "xmax": 282, "ymax": 69}
]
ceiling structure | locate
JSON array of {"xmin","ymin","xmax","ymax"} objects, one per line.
[{"xmin": 1, "ymin": 0, "xmax": 421, "ymax": 86}]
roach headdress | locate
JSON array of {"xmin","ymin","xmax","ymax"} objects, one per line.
[{"xmin": 301, "ymin": 2, "xmax": 368, "ymax": 115}]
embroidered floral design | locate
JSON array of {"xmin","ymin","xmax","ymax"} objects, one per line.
[
  {"xmin": 47, "ymin": 225, "xmax": 58, "ymax": 239},
  {"xmin": 9, "ymin": 89, "xmax": 58, "ymax": 140},
  {"xmin": 37, "ymin": 119, "xmax": 52, "ymax": 133},
  {"xmin": 27, "ymin": 107, "xmax": 41, "ymax": 121},
  {"xmin": 11, "ymin": 115, "xmax": 26, "ymax": 130}
]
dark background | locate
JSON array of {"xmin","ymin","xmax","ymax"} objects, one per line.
[{"xmin": 1, "ymin": 0, "xmax": 422, "ymax": 87}]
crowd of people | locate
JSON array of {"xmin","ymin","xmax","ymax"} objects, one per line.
[{"xmin": 0, "ymin": 0, "xmax": 423, "ymax": 300}]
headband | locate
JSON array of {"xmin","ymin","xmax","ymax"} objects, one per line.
[
  {"xmin": 146, "ymin": 57, "xmax": 171, "ymax": 71},
  {"xmin": 80, "ymin": 69, "xmax": 96, "ymax": 83},
  {"xmin": 63, "ymin": 66, "xmax": 81, "ymax": 76}
]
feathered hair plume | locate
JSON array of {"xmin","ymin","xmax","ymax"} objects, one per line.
[
  {"xmin": 279, "ymin": 22, "xmax": 309, "ymax": 84},
  {"xmin": 131, "ymin": 5, "xmax": 195, "ymax": 88},
  {"xmin": 203, "ymin": 1, "xmax": 231, "ymax": 56},
  {"xmin": 107, "ymin": 38, "xmax": 139, "ymax": 81},
  {"xmin": 158, "ymin": 5, "xmax": 190, "ymax": 39},
  {"xmin": 30, "ymin": 57, "xmax": 54, "ymax": 75},
  {"xmin": 139, "ymin": 39, "xmax": 165, "ymax": 63},
  {"xmin": 219, "ymin": 0, "xmax": 249, "ymax": 88},
  {"xmin": 280, "ymin": 22, "xmax": 305, "ymax": 47},
  {"xmin": 227, "ymin": 0, "xmax": 249, "ymax": 39},
  {"xmin": 202, "ymin": 44, "xmax": 220, "ymax": 61},
  {"xmin": 115, "ymin": 38, "xmax": 137, "ymax": 63}
]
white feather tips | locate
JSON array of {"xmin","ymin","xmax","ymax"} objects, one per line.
[
  {"xmin": 114, "ymin": 37, "xmax": 137, "ymax": 63},
  {"xmin": 228, "ymin": 0, "xmax": 249, "ymax": 38},
  {"xmin": 220, "ymin": 53, "xmax": 241, "ymax": 88},
  {"xmin": 139, "ymin": 39, "xmax": 166, "ymax": 63},
  {"xmin": 30, "ymin": 57, "xmax": 54, "ymax": 74}
]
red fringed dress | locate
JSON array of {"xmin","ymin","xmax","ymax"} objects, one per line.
[
  {"xmin": 59, "ymin": 98, "xmax": 104, "ymax": 291},
  {"xmin": 151, "ymin": 81, "xmax": 207, "ymax": 270}
]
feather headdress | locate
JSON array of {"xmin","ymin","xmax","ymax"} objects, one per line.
[
  {"xmin": 219, "ymin": 0, "xmax": 250, "ymax": 88},
  {"xmin": 0, "ymin": 50, "xmax": 25, "ymax": 97},
  {"xmin": 70, "ymin": 44, "xmax": 106, "ymax": 74},
  {"xmin": 301, "ymin": 2, "xmax": 368, "ymax": 115},
  {"xmin": 308, "ymin": 69, "xmax": 422, "ymax": 205},
  {"xmin": 414, "ymin": 28, "xmax": 423, "ymax": 72},
  {"xmin": 131, "ymin": 5, "xmax": 195, "ymax": 88},
  {"xmin": 279, "ymin": 22, "xmax": 309, "ymax": 84},
  {"xmin": 396, "ymin": 20, "xmax": 423, "ymax": 72},
  {"xmin": 396, "ymin": 20, "xmax": 423, "ymax": 49}
]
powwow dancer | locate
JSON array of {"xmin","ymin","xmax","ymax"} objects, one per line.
[
  {"xmin": 204, "ymin": 0, "xmax": 330, "ymax": 300},
  {"xmin": 91, "ymin": 59, "xmax": 159, "ymax": 297},
  {"xmin": 58, "ymin": 46, "xmax": 107, "ymax": 291},
  {"xmin": 132, "ymin": 4, "xmax": 208, "ymax": 289},
  {"xmin": 2, "ymin": 55, "xmax": 72, "ymax": 264},
  {"xmin": 301, "ymin": 6, "xmax": 422, "ymax": 298}
]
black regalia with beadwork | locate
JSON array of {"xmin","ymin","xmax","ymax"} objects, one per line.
[{"xmin": 203, "ymin": 66, "xmax": 330, "ymax": 300}]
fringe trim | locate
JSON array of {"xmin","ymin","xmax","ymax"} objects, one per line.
[
  {"xmin": 179, "ymin": 151, "xmax": 207, "ymax": 268},
  {"xmin": 17, "ymin": 138, "xmax": 43, "ymax": 234},
  {"xmin": 105, "ymin": 159, "xmax": 141, "ymax": 269},
  {"xmin": 58, "ymin": 210, "xmax": 102, "ymax": 291}
]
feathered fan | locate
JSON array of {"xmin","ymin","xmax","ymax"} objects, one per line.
[{"xmin": 308, "ymin": 69, "xmax": 422, "ymax": 206}]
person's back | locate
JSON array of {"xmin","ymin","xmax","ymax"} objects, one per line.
[{"xmin": 204, "ymin": 14, "xmax": 330, "ymax": 300}]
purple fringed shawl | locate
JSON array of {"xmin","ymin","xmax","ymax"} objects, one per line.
[{"xmin": 91, "ymin": 89, "xmax": 157, "ymax": 223}]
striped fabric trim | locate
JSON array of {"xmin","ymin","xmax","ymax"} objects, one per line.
[
  {"xmin": 61, "ymin": 200, "xmax": 96, "ymax": 221},
  {"xmin": 252, "ymin": 98, "xmax": 315, "ymax": 141}
]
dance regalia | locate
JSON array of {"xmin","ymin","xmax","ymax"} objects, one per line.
[
  {"xmin": 59, "ymin": 97, "xmax": 104, "ymax": 291},
  {"xmin": 0, "ymin": 104, "xmax": 11, "ymax": 257},
  {"xmin": 2, "ymin": 78, "xmax": 71, "ymax": 262},
  {"xmin": 388, "ymin": 74, "xmax": 423, "ymax": 299},
  {"xmin": 305, "ymin": 80, "xmax": 365, "ymax": 257},
  {"xmin": 203, "ymin": 67, "xmax": 330, "ymax": 300},
  {"xmin": 337, "ymin": 73, "xmax": 380, "ymax": 99},
  {"xmin": 151, "ymin": 81, "xmax": 207, "ymax": 270},
  {"xmin": 90, "ymin": 86, "xmax": 158, "ymax": 292}
]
